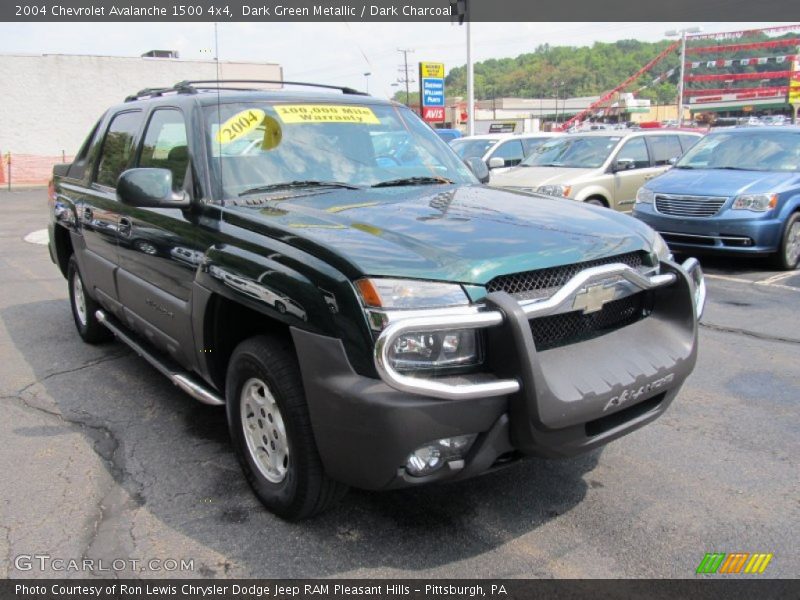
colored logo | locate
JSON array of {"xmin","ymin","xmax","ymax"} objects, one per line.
[{"xmin": 696, "ymin": 553, "xmax": 773, "ymax": 574}]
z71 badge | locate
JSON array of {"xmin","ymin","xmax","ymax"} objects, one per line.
[{"xmin": 603, "ymin": 373, "xmax": 675, "ymax": 412}]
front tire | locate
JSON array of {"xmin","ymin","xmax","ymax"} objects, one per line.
[
  {"xmin": 225, "ymin": 335, "xmax": 347, "ymax": 520},
  {"xmin": 584, "ymin": 197, "xmax": 607, "ymax": 207},
  {"xmin": 67, "ymin": 256, "xmax": 112, "ymax": 344},
  {"xmin": 773, "ymin": 213, "xmax": 800, "ymax": 271}
]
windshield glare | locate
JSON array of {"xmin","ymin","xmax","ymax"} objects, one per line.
[
  {"xmin": 677, "ymin": 131, "xmax": 800, "ymax": 172},
  {"xmin": 204, "ymin": 102, "xmax": 475, "ymax": 198},
  {"xmin": 521, "ymin": 136, "xmax": 621, "ymax": 168},
  {"xmin": 450, "ymin": 138, "xmax": 499, "ymax": 159}
]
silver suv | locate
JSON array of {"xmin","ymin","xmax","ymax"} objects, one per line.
[{"xmin": 490, "ymin": 130, "xmax": 703, "ymax": 211}]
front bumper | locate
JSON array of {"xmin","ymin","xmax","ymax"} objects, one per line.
[
  {"xmin": 633, "ymin": 204, "xmax": 784, "ymax": 255},
  {"xmin": 292, "ymin": 259, "xmax": 704, "ymax": 490}
]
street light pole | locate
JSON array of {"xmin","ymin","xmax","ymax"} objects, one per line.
[
  {"xmin": 466, "ymin": 20, "xmax": 474, "ymax": 135},
  {"xmin": 666, "ymin": 26, "xmax": 702, "ymax": 127},
  {"xmin": 363, "ymin": 72, "xmax": 371, "ymax": 94}
]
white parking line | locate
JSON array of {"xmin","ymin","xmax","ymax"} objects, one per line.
[
  {"xmin": 756, "ymin": 271, "xmax": 798, "ymax": 285},
  {"xmin": 705, "ymin": 272, "xmax": 800, "ymax": 292},
  {"xmin": 704, "ymin": 273, "xmax": 753, "ymax": 284},
  {"xmin": 23, "ymin": 229, "xmax": 49, "ymax": 245}
]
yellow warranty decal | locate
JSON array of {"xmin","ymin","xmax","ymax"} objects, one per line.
[
  {"xmin": 216, "ymin": 109, "xmax": 266, "ymax": 144},
  {"xmin": 274, "ymin": 105, "xmax": 380, "ymax": 124}
]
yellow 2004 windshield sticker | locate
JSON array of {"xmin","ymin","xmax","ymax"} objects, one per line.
[
  {"xmin": 216, "ymin": 109, "xmax": 266, "ymax": 144},
  {"xmin": 274, "ymin": 105, "xmax": 380, "ymax": 124}
]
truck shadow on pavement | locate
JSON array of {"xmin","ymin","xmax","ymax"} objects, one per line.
[{"xmin": 3, "ymin": 298, "xmax": 601, "ymax": 578}]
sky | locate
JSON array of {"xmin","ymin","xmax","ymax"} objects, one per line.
[{"xmin": 0, "ymin": 21, "xmax": 795, "ymax": 98}]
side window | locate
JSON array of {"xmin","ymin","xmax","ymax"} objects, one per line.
[
  {"xmin": 67, "ymin": 118, "xmax": 102, "ymax": 180},
  {"xmin": 616, "ymin": 137, "xmax": 650, "ymax": 169},
  {"xmin": 649, "ymin": 135, "xmax": 683, "ymax": 166},
  {"xmin": 679, "ymin": 134, "xmax": 701, "ymax": 153},
  {"xmin": 95, "ymin": 111, "xmax": 143, "ymax": 188},
  {"xmin": 491, "ymin": 140, "xmax": 524, "ymax": 166},
  {"xmin": 139, "ymin": 109, "xmax": 190, "ymax": 190}
]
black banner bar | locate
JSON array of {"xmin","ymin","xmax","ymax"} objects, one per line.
[
  {"xmin": 3, "ymin": 0, "xmax": 800, "ymax": 22},
  {"xmin": 3, "ymin": 579, "xmax": 800, "ymax": 600}
]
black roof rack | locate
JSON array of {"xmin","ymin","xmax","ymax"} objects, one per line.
[
  {"xmin": 124, "ymin": 87, "xmax": 177, "ymax": 102},
  {"xmin": 176, "ymin": 80, "xmax": 369, "ymax": 95},
  {"xmin": 125, "ymin": 79, "xmax": 369, "ymax": 103}
]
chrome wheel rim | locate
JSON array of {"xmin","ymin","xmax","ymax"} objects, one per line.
[
  {"xmin": 136, "ymin": 241, "xmax": 158, "ymax": 255},
  {"xmin": 785, "ymin": 221, "xmax": 800, "ymax": 266},
  {"xmin": 240, "ymin": 377, "xmax": 289, "ymax": 483},
  {"xmin": 73, "ymin": 272, "xmax": 88, "ymax": 326}
]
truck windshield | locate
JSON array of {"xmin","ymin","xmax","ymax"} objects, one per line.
[
  {"xmin": 520, "ymin": 136, "xmax": 621, "ymax": 168},
  {"xmin": 203, "ymin": 101, "xmax": 475, "ymax": 199},
  {"xmin": 676, "ymin": 130, "xmax": 800, "ymax": 172}
]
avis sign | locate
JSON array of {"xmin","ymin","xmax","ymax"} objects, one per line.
[{"xmin": 419, "ymin": 61, "xmax": 445, "ymax": 123}]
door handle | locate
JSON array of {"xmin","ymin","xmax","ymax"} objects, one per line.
[
  {"xmin": 83, "ymin": 207, "xmax": 93, "ymax": 222},
  {"xmin": 118, "ymin": 217, "xmax": 132, "ymax": 237}
]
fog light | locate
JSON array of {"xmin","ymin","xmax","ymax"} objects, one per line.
[{"xmin": 405, "ymin": 434, "xmax": 477, "ymax": 477}]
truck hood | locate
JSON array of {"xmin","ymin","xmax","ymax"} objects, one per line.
[
  {"xmin": 489, "ymin": 166, "xmax": 597, "ymax": 188},
  {"xmin": 645, "ymin": 167, "xmax": 800, "ymax": 197},
  {"xmin": 225, "ymin": 184, "xmax": 655, "ymax": 285}
]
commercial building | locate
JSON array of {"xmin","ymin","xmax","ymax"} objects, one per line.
[
  {"xmin": 442, "ymin": 95, "xmax": 686, "ymax": 133},
  {"xmin": 0, "ymin": 51, "xmax": 282, "ymax": 185}
]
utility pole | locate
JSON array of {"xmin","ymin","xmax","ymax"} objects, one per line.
[
  {"xmin": 397, "ymin": 48, "xmax": 415, "ymax": 106},
  {"xmin": 666, "ymin": 26, "xmax": 702, "ymax": 126}
]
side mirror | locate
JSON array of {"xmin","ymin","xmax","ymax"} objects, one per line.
[
  {"xmin": 464, "ymin": 157, "xmax": 490, "ymax": 184},
  {"xmin": 117, "ymin": 168, "xmax": 190, "ymax": 208},
  {"xmin": 612, "ymin": 158, "xmax": 635, "ymax": 173},
  {"xmin": 668, "ymin": 156, "xmax": 679, "ymax": 166},
  {"xmin": 487, "ymin": 156, "xmax": 506, "ymax": 170}
]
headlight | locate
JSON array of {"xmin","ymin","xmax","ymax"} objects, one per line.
[
  {"xmin": 635, "ymin": 187, "xmax": 655, "ymax": 205},
  {"xmin": 536, "ymin": 184, "xmax": 572, "ymax": 197},
  {"xmin": 355, "ymin": 278, "xmax": 468, "ymax": 310},
  {"xmin": 389, "ymin": 329, "xmax": 481, "ymax": 371},
  {"xmin": 732, "ymin": 193, "xmax": 777, "ymax": 212},
  {"xmin": 652, "ymin": 231, "xmax": 672, "ymax": 263},
  {"xmin": 356, "ymin": 278, "xmax": 482, "ymax": 373}
]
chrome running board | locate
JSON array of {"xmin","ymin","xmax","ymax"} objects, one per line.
[{"xmin": 95, "ymin": 310, "xmax": 224, "ymax": 406}]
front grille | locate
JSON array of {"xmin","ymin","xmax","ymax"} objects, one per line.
[
  {"xmin": 529, "ymin": 292, "xmax": 652, "ymax": 351},
  {"xmin": 655, "ymin": 194, "xmax": 727, "ymax": 218},
  {"xmin": 486, "ymin": 252, "xmax": 644, "ymax": 301}
]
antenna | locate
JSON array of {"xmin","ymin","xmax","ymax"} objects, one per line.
[{"xmin": 214, "ymin": 22, "xmax": 224, "ymax": 203}]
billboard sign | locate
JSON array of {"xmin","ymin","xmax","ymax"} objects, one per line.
[
  {"xmin": 419, "ymin": 62, "xmax": 445, "ymax": 122},
  {"xmin": 790, "ymin": 56, "xmax": 800, "ymax": 104}
]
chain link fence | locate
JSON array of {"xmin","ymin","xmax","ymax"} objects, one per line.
[{"xmin": 1, "ymin": 152, "xmax": 73, "ymax": 189}]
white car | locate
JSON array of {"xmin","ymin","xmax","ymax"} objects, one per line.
[{"xmin": 449, "ymin": 133, "xmax": 562, "ymax": 174}]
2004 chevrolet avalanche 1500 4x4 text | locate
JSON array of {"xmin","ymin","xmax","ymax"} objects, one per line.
[{"xmin": 48, "ymin": 80, "xmax": 706, "ymax": 520}]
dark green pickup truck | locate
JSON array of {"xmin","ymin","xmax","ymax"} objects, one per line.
[{"xmin": 48, "ymin": 80, "xmax": 706, "ymax": 520}]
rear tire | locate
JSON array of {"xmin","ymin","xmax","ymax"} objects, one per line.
[
  {"xmin": 67, "ymin": 255, "xmax": 112, "ymax": 344},
  {"xmin": 225, "ymin": 335, "xmax": 347, "ymax": 520},
  {"xmin": 584, "ymin": 197, "xmax": 607, "ymax": 207},
  {"xmin": 772, "ymin": 213, "xmax": 800, "ymax": 271}
]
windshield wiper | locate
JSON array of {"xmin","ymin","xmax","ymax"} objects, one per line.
[
  {"xmin": 713, "ymin": 166, "xmax": 753, "ymax": 171},
  {"xmin": 371, "ymin": 176, "xmax": 453, "ymax": 188},
  {"xmin": 674, "ymin": 165, "xmax": 696, "ymax": 169},
  {"xmin": 238, "ymin": 180, "xmax": 362, "ymax": 196}
]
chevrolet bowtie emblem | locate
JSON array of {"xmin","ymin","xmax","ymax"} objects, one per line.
[{"xmin": 572, "ymin": 283, "xmax": 617, "ymax": 314}]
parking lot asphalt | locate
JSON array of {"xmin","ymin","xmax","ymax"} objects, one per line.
[{"xmin": 0, "ymin": 188, "xmax": 797, "ymax": 579}]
